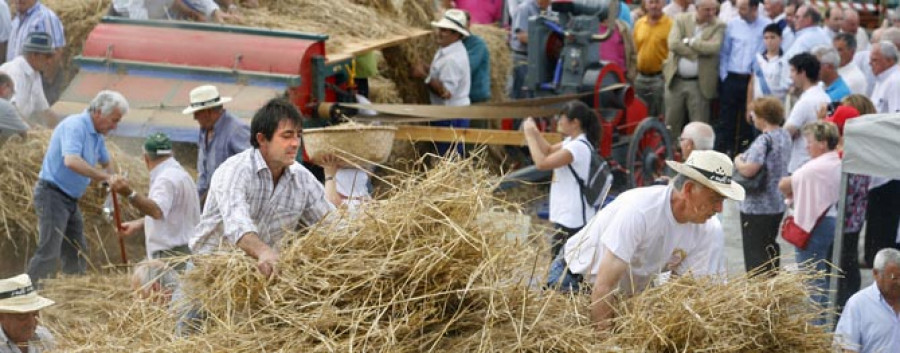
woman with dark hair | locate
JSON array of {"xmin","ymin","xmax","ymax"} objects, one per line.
[
  {"xmin": 523, "ymin": 100, "xmax": 602, "ymax": 260},
  {"xmin": 734, "ymin": 97, "xmax": 792, "ymax": 275}
]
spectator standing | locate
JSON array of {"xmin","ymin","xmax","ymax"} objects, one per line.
[
  {"xmin": 0, "ymin": 0, "xmax": 10, "ymax": 60},
  {"xmin": 834, "ymin": 33, "xmax": 868, "ymax": 95},
  {"xmin": 779, "ymin": 0, "xmax": 799, "ymax": 51},
  {"xmin": 522, "ymin": 101, "xmax": 602, "ymax": 261},
  {"xmin": 778, "ymin": 121, "xmax": 841, "ymax": 314},
  {"xmin": 109, "ymin": 132, "xmax": 201, "ymax": 261},
  {"xmin": 780, "ymin": 5, "xmax": 830, "ymax": 88},
  {"xmin": 462, "ymin": 11, "xmax": 490, "ymax": 105},
  {"xmin": 509, "ymin": 0, "xmax": 550, "ymax": 99},
  {"xmin": 663, "ymin": 0, "xmax": 723, "ymax": 140},
  {"xmin": 442, "ymin": 0, "xmax": 503, "ymax": 25},
  {"xmin": 662, "ymin": 0, "xmax": 695, "ymax": 19},
  {"xmin": 717, "ymin": 0, "xmax": 769, "ymax": 156},
  {"xmin": 0, "ymin": 32, "xmax": 53, "ymax": 126},
  {"xmin": 812, "ymin": 45, "xmax": 851, "ymax": 102},
  {"xmin": 26, "ymin": 91, "xmax": 127, "ymax": 283},
  {"xmin": 0, "ymin": 274, "xmax": 55, "ymax": 353},
  {"xmin": 599, "ymin": 0, "xmax": 636, "ymax": 81},
  {"xmin": 633, "ymin": 0, "xmax": 671, "ymax": 118},
  {"xmin": 734, "ymin": 97, "xmax": 791, "ymax": 274},
  {"xmin": 748, "ymin": 23, "xmax": 789, "ymax": 103},
  {"xmin": 869, "ymin": 41, "xmax": 900, "ymax": 114},
  {"xmin": 823, "ymin": 6, "xmax": 843, "ymax": 39},
  {"xmin": 834, "ymin": 248, "xmax": 900, "ymax": 353},
  {"xmin": 181, "ymin": 85, "xmax": 250, "ymax": 205},
  {"xmin": 842, "ymin": 8, "xmax": 869, "ymax": 52},
  {"xmin": 678, "ymin": 121, "xmax": 714, "ymax": 159},
  {"xmin": 784, "ymin": 52, "xmax": 830, "ymax": 173}
]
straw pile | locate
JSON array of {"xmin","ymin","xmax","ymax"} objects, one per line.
[
  {"xmin": 42, "ymin": 0, "xmax": 112, "ymax": 86},
  {"xmin": 0, "ymin": 130, "xmax": 149, "ymax": 276},
  {"xmin": 606, "ymin": 271, "xmax": 835, "ymax": 352}
]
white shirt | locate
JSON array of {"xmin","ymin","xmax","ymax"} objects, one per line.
[
  {"xmin": 427, "ymin": 40, "xmax": 471, "ymax": 107},
  {"xmin": 191, "ymin": 149, "xmax": 335, "ymax": 254},
  {"xmin": 870, "ymin": 65, "xmax": 900, "ymax": 114},
  {"xmin": 838, "ymin": 62, "xmax": 868, "ymax": 95},
  {"xmin": 854, "ymin": 29, "xmax": 870, "ymax": 52},
  {"xmin": 669, "ymin": 216, "xmax": 727, "ymax": 277},
  {"xmin": 0, "ymin": 56, "xmax": 49, "ymax": 121},
  {"xmin": 144, "ymin": 157, "xmax": 201, "ymax": 258},
  {"xmin": 663, "ymin": 2, "xmax": 695, "ymax": 19},
  {"xmin": 834, "ymin": 283, "xmax": 900, "ymax": 353},
  {"xmin": 752, "ymin": 52, "xmax": 788, "ymax": 100},
  {"xmin": 852, "ymin": 50, "xmax": 875, "ymax": 95},
  {"xmin": 549, "ymin": 134, "xmax": 593, "ymax": 228},
  {"xmin": 564, "ymin": 185, "xmax": 714, "ymax": 294},
  {"xmin": 718, "ymin": 1, "xmax": 739, "ymax": 23},
  {"xmin": 786, "ymin": 84, "xmax": 830, "ymax": 172}
]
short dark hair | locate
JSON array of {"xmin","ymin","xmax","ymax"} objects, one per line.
[
  {"xmin": 789, "ymin": 52, "xmax": 820, "ymax": 82},
  {"xmin": 0, "ymin": 72, "xmax": 11, "ymax": 88},
  {"xmin": 834, "ymin": 32, "xmax": 857, "ymax": 50},
  {"xmin": 763, "ymin": 23, "xmax": 783, "ymax": 37},
  {"xmin": 803, "ymin": 5, "xmax": 822, "ymax": 24},
  {"xmin": 250, "ymin": 98, "xmax": 303, "ymax": 148},
  {"xmin": 748, "ymin": 0, "xmax": 760, "ymax": 8}
]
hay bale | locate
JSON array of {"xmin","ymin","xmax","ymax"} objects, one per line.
[
  {"xmin": 0, "ymin": 130, "xmax": 149, "ymax": 276},
  {"xmin": 42, "ymin": 0, "xmax": 112, "ymax": 88},
  {"xmin": 606, "ymin": 271, "xmax": 835, "ymax": 352}
]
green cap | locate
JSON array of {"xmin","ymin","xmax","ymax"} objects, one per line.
[{"xmin": 144, "ymin": 132, "xmax": 173, "ymax": 156}]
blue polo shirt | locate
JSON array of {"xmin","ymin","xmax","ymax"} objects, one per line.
[
  {"xmin": 825, "ymin": 76, "xmax": 851, "ymax": 103},
  {"xmin": 38, "ymin": 111, "xmax": 110, "ymax": 199},
  {"xmin": 463, "ymin": 35, "xmax": 491, "ymax": 103}
]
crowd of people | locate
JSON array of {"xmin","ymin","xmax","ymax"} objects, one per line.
[{"xmin": 2, "ymin": 0, "xmax": 900, "ymax": 351}]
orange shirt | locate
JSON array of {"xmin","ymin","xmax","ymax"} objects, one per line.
[{"xmin": 634, "ymin": 15, "xmax": 672, "ymax": 74}]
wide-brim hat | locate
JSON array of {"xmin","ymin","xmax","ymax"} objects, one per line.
[
  {"xmin": 182, "ymin": 85, "xmax": 232, "ymax": 115},
  {"xmin": 665, "ymin": 150, "xmax": 745, "ymax": 201},
  {"xmin": 0, "ymin": 274, "xmax": 55, "ymax": 314},
  {"xmin": 431, "ymin": 9, "xmax": 470, "ymax": 37}
]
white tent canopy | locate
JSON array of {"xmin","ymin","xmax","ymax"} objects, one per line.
[{"xmin": 842, "ymin": 113, "xmax": 900, "ymax": 178}]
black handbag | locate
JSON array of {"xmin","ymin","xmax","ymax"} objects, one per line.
[{"xmin": 733, "ymin": 134, "xmax": 770, "ymax": 193}]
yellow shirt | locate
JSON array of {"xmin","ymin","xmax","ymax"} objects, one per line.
[{"xmin": 634, "ymin": 15, "xmax": 672, "ymax": 74}]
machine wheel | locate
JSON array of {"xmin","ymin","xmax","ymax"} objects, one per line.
[{"xmin": 625, "ymin": 117, "xmax": 674, "ymax": 188}]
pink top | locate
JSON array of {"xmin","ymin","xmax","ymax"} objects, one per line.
[
  {"xmin": 599, "ymin": 24, "xmax": 627, "ymax": 70},
  {"xmin": 791, "ymin": 151, "xmax": 841, "ymax": 232},
  {"xmin": 454, "ymin": 0, "xmax": 503, "ymax": 24}
]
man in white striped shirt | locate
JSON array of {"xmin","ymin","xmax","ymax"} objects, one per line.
[
  {"xmin": 189, "ymin": 98, "xmax": 334, "ymax": 278},
  {"xmin": 7, "ymin": 0, "xmax": 65, "ymax": 105}
]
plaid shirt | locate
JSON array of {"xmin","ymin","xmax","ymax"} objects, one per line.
[{"xmin": 190, "ymin": 148, "xmax": 334, "ymax": 254}]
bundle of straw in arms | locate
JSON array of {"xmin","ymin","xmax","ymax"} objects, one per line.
[{"xmin": 37, "ymin": 157, "xmax": 836, "ymax": 352}]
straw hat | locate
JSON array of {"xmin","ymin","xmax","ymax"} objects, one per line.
[
  {"xmin": 0, "ymin": 274, "xmax": 55, "ymax": 314},
  {"xmin": 431, "ymin": 9, "xmax": 470, "ymax": 37},
  {"xmin": 665, "ymin": 150, "xmax": 745, "ymax": 201},
  {"xmin": 182, "ymin": 85, "xmax": 232, "ymax": 114}
]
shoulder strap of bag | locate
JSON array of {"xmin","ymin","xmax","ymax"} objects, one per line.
[{"xmin": 567, "ymin": 138, "xmax": 596, "ymax": 226}]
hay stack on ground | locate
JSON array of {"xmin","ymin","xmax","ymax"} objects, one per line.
[{"xmin": 0, "ymin": 130, "xmax": 149, "ymax": 276}]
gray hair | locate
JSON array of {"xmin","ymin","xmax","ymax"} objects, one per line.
[
  {"xmin": 88, "ymin": 90, "xmax": 129, "ymax": 117},
  {"xmin": 873, "ymin": 248, "xmax": 900, "ymax": 271},
  {"xmin": 682, "ymin": 122, "xmax": 715, "ymax": 151},
  {"xmin": 877, "ymin": 41, "xmax": 899, "ymax": 64},
  {"xmin": 881, "ymin": 28, "xmax": 900, "ymax": 48},
  {"xmin": 812, "ymin": 45, "xmax": 841, "ymax": 67}
]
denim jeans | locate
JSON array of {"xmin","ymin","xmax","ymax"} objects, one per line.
[
  {"xmin": 794, "ymin": 216, "xmax": 836, "ymax": 324},
  {"xmin": 27, "ymin": 181, "xmax": 86, "ymax": 283},
  {"xmin": 546, "ymin": 254, "xmax": 585, "ymax": 293}
]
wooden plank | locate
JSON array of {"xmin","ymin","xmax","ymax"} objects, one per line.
[
  {"xmin": 327, "ymin": 30, "xmax": 432, "ymax": 64},
  {"xmin": 394, "ymin": 125, "xmax": 563, "ymax": 146}
]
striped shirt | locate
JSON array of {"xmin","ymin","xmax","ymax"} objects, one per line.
[
  {"xmin": 190, "ymin": 148, "xmax": 335, "ymax": 254},
  {"xmin": 7, "ymin": 1, "xmax": 65, "ymax": 62}
]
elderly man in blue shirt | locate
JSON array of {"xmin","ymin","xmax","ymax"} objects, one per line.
[
  {"xmin": 26, "ymin": 90, "xmax": 128, "ymax": 283},
  {"xmin": 779, "ymin": 4, "xmax": 830, "ymax": 88},
  {"xmin": 182, "ymin": 85, "xmax": 250, "ymax": 205},
  {"xmin": 835, "ymin": 248, "xmax": 900, "ymax": 353},
  {"xmin": 717, "ymin": 0, "xmax": 770, "ymax": 157}
]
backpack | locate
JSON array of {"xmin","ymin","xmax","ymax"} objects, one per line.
[{"xmin": 567, "ymin": 139, "xmax": 613, "ymax": 224}]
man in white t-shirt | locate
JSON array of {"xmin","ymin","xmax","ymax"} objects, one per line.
[
  {"xmin": 550, "ymin": 150, "xmax": 745, "ymax": 332},
  {"xmin": 784, "ymin": 52, "xmax": 830, "ymax": 172},
  {"xmin": 834, "ymin": 33, "xmax": 868, "ymax": 95}
]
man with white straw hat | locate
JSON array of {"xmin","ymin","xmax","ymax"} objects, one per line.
[
  {"xmin": 182, "ymin": 84, "xmax": 250, "ymax": 205},
  {"xmin": 550, "ymin": 150, "xmax": 744, "ymax": 332},
  {"xmin": 0, "ymin": 274, "xmax": 55, "ymax": 352}
]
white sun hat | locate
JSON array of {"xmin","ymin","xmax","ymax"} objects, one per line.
[
  {"xmin": 665, "ymin": 150, "xmax": 746, "ymax": 201},
  {"xmin": 0, "ymin": 274, "xmax": 55, "ymax": 314},
  {"xmin": 431, "ymin": 9, "xmax": 470, "ymax": 37},
  {"xmin": 182, "ymin": 85, "xmax": 233, "ymax": 115}
]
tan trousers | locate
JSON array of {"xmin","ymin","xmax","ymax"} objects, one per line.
[{"xmin": 664, "ymin": 77, "xmax": 711, "ymax": 140}]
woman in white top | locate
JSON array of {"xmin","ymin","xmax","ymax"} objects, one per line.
[{"xmin": 523, "ymin": 100, "xmax": 602, "ymax": 260}]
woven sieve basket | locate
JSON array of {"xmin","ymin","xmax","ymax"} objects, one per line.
[{"xmin": 303, "ymin": 124, "xmax": 397, "ymax": 166}]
